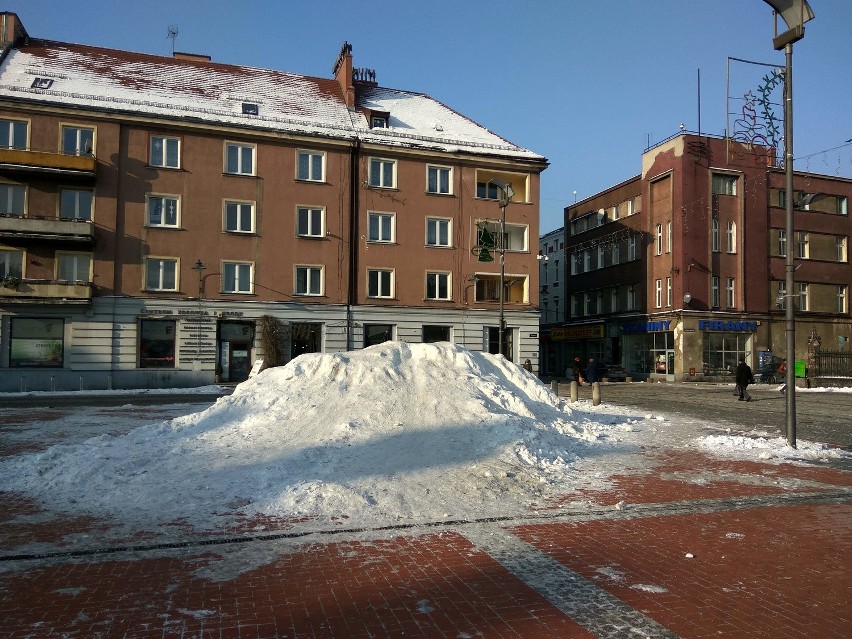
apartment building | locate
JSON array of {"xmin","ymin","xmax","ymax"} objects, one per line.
[
  {"xmin": 551, "ymin": 132, "xmax": 850, "ymax": 381},
  {"xmin": 537, "ymin": 226, "xmax": 565, "ymax": 376},
  {"xmin": 0, "ymin": 13, "xmax": 547, "ymax": 391}
]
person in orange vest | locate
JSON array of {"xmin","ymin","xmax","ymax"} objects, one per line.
[{"xmin": 777, "ymin": 359, "xmax": 787, "ymax": 394}]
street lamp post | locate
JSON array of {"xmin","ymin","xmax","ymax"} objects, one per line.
[
  {"xmin": 762, "ymin": 0, "xmax": 814, "ymax": 449},
  {"xmin": 488, "ymin": 179, "xmax": 514, "ymax": 357},
  {"xmin": 192, "ymin": 259, "xmax": 206, "ymax": 365}
]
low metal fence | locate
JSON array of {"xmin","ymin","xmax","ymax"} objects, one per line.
[{"xmin": 813, "ymin": 349, "xmax": 852, "ymax": 379}]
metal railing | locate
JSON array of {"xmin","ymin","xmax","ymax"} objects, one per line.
[{"xmin": 813, "ymin": 350, "xmax": 852, "ymax": 378}]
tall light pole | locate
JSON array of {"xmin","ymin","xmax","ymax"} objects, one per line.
[
  {"xmin": 488, "ymin": 179, "xmax": 514, "ymax": 357},
  {"xmin": 192, "ymin": 259, "xmax": 206, "ymax": 365},
  {"xmin": 762, "ymin": 0, "xmax": 813, "ymax": 449}
]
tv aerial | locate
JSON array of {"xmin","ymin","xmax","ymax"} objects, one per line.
[{"xmin": 167, "ymin": 25, "xmax": 179, "ymax": 55}]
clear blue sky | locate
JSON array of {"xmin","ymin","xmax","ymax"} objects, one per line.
[{"xmin": 8, "ymin": 0, "xmax": 851, "ymax": 233}]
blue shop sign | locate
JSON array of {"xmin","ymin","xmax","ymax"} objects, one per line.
[
  {"xmin": 622, "ymin": 320, "xmax": 672, "ymax": 334},
  {"xmin": 698, "ymin": 320, "xmax": 757, "ymax": 332}
]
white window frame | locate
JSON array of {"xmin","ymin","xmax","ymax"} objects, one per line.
[
  {"xmin": 654, "ymin": 224, "xmax": 663, "ymax": 255},
  {"xmin": 627, "ymin": 235, "xmax": 637, "ymax": 261},
  {"xmin": 144, "ymin": 257, "xmax": 178, "ymax": 291},
  {"xmin": 56, "ymin": 252, "xmax": 91, "ymax": 283},
  {"xmin": 146, "ymin": 194, "xmax": 180, "ymax": 228},
  {"xmin": 426, "ymin": 217, "xmax": 451, "ymax": 247},
  {"xmin": 61, "ymin": 124, "xmax": 94, "ymax": 156},
  {"xmin": 224, "ymin": 200, "xmax": 255, "ymax": 234},
  {"xmin": 612, "ymin": 243, "xmax": 620, "ymax": 265},
  {"xmin": 837, "ymin": 236, "xmax": 848, "ymax": 262},
  {"xmin": 666, "ymin": 221, "xmax": 672, "ymax": 253},
  {"xmin": 778, "ymin": 230, "xmax": 787, "ymax": 257},
  {"xmin": 368, "ymin": 157, "xmax": 396, "ymax": 188},
  {"xmin": 426, "ymin": 271, "xmax": 451, "ymax": 300},
  {"xmin": 797, "ymin": 282, "xmax": 809, "ymax": 311},
  {"xmin": 597, "ymin": 245, "xmax": 605, "ymax": 268},
  {"xmin": 59, "ymin": 188, "xmax": 93, "ymax": 221},
  {"xmin": 654, "ymin": 278, "xmax": 663, "ymax": 308},
  {"xmin": 427, "ymin": 165, "xmax": 452, "ymax": 195},
  {"xmin": 712, "ymin": 173, "xmax": 738, "ymax": 196},
  {"xmin": 838, "ymin": 285, "xmax": 848, "ymax": 313},
  {"xmin": 711, "ymin": 276, "xmax": 720, "ymax": 308},
  {"xmin": 796, "ymin": 232, "xmax": 809, "ymax": 259},
  {"xmin": 367, "ymin": 268, "xmax": 394, "ymax": 298},
  {"xmin": 295, "ymin": 265, "xmax": 324, "ymax": 296},
  {"xmin": 368, "ymin": 211, "xmax": 395, "ymax": 243},
  {"xmin": 297, "ymin": 206, "xmax": 325, "ymax": 238},
  {"xmin": 666, "ymin": 276, "xmax": 672, "ymax": 306},
  {"xmin": 296, "ymin": 150, "xmax": 325, "ymax": 182},
  {"xmin": 726, "ymin": 277, "xmax": 736, "ymax": 308},
  {"xmin": 0, "ymin": 118, "xmax": 28, "ymax": 150},
  {"xmin": 150, "ymin": 135, "xmax": 180, "ymax": 169},
  {"xmin": 222, "ymin": 261, "xmax": 253, "ymax": 294},
  {"xmin": 711, "ymin": 219, "xmax": 720, "ymax": 252},
  {"xmin": 0, "ymin": 248, "xmax": 24, "ymax": 278},
  {"xmin": 0, "ymin": 183, "xmax": 26, "ymax": 216},
  {"xmin": 224, "ymin": 141, "xmax": 255, "ymax": 176},
  {"xmin": 726, "ymin": 221, "xmax": 736, "ymax": 253}
]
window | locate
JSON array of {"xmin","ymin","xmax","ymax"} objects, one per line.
[
  {"xmin": 427, "ymin": 166, "xmax": 451, "ymax": 194},
  {"xmin": 711, "ymin": 276, "xmax": 720, "ymax": 308},
  {"xmin": 0, "ymin": 183, "xmax": 25, "ymax": 216},
  {"xmin": 61, "ymin": 125, "xmax": 94, "ymax": 156},
  {"xmin": 426, "ymin": 217, "xmax": 451, "ymax": 247},
  {"xmin": 627, "ymin": 235, "xmax": 637, "ymax": 261},
  {"xmin": 223, "ymin": 262, "xmax": 253, "ymax": 293},
  {"xmin": 726, "ymin": 221, "xmax": 736, "ymax": 253},
  {"xmin": 666, "ymin": 277, "xmax": 672, "ymax": 306},
  {"xmin": 778, "ymin": 230, "xmax": 787, "ymax": 257},
  {"xmin": 1, "ymin": 249, "xmax": 23, "ymax": 278},
  {"xmin": 364, "ymin": 324, "xmax": 393, "ymax": 347},
  {"xmin": 368, "ymin": 212, "xmax": 395, "ymax": 243},
  {"xmin": 57, "ymin": 253, "xmax": 91, "ymax": 282},
  {"xmin": 224, "ymin": 201, "xmax": 255, "ymax": 233},
  {"xmin": 597, "ymin": 246, "xmax": 605, "ymax": 268},
  {"xmin": 368, "ymin": 269, "xmax": 394, "ymax": 298},
  {"xmin": 797, "ymin": 282, "xmax": 809, "ymax": 311},
  {"xmin": 777, "ymin": 282, "xmax": 787, "ymax": 310},
  {"xmin": 0, "ymin": 118, "xmax": 27, "ymax": 150},
  {"xmin": 426, "ymin": 272, "xmax": 451, "ymax": 300},
  {"xmin": 796, "ymin": 232, "xmax": 809, "ymax": 258},
  {"xmin": 654, "ymin": 279, "xmax": 662, "ymax": 308},
  {"xmin": 139, "ymin": 319, "xmax": 176, "ymax": 369},
  {"xmin": 712, "ymin": 174, "xmax": 737, "ymax": 195},
  {"xmin": 150, "ymin": 136, "xmax": 180, "ymax": 168},
  {"xmin": 60, "ymin": 189, "xmax": 93, "ymax": 220},
  {"xmin": 297, "ymin": 150, "xmax": 324, "ymax": 182},
  {"xmin": 583, "ymin": 249, "xmax": 591, "ymax": 272},
  {"xmin": 225, "ymin": 142, "xmax": 255, "ymax": 175},
  {"xmin": 583, "ymin": 293, "xmax": 591, "ymax": 315},
  {"xmin": 726, "ymin": 277, "xmax": 735, "ymax": 308},
  {"xmin": 627, "ymin": 285, "xmax": 637, "ymax": 311},
  {"xmin": 144, "ymin": 257, "xmax": 177, "ymax": 291},
  {"xmin": 295, "ymin": 265, "xmax": 323, "ymax": 296},
  {"xmin": 474, "ymin": 274, "xmax": 527, "ymax": 303},
  {"xmin": 423, "ymin": 325, "xmax": 451, "ymax": 343},
  {"xmin": 476, "ymin": 221, "xmax": 528, "ymax": 252},
  {"xmin": 368, "ymin": 157, "xmax": 395, "ymax": 188},
  {"xmin": 147, "ymin": 195, "xmax": 180, "ymax": 227},
  {"xmin": 612, "ymin": 243, "xmax": 620, "ymax": 265},
  {"xmin": 838, "ymin": 285, "xmax": 848, "ymax": 314},
  {"xmin": 666, "ymin": 221, "xmax": 672, "ymax": 253},
  {"xmin": 477, "ymin": 181, "xmax": 502, "ymax": 200},
  {"xmin": 711, "ymin": 219, "xmax": 720, "ymax": 252},
  {"xmin": 10, "ymin": 318, "xmax": 64, "ymax": 368},
  {"xmin": 837, "ymin": 236, "xmax": 848, "ymax": 262},
  {"xmin": 611, "ymin": 288, "xmax": 618, "ymax": 313},
  {"xmin": 371, "ymin": 116, "xmax": 388, "ymax": 129},
  {"xmin": 571, "ymin": 252, "xmax": 579, "ymax": 275},
  {"xmin": 297, "ymin": 207, "xmax": 325, "ymax": 237},
  {"xmin": 654, "ymin": 224, "xmax": 662, "ymax": 255}
]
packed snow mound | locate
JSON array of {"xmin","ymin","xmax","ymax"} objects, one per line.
[{"xmin": 1, "ymin": 342, "xmax": 628, "ymax": 535}]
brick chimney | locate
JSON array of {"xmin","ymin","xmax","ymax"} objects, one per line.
[
  {"xmin": 333, "ymin": 41, "xmax": 355, "ymax": 108},
  {"xmin": 1, "ymin": 12, "xmax": 28, "ymax": 48}
]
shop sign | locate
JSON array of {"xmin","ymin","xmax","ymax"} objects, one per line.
[
  {"xmin": 550, "ymin": 325, "xmax": 604, "ymax": 340},
  {"xmin": 698, "ymin": 320, "xmax": 757, "ymax": 332},
  {"xmin": 622, "ymin": 320, "xmax": 672, "ymax": 334}
]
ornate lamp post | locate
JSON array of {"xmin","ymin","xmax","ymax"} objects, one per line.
[{"xmin": 487, "ymin": 179, "xmax": 514, "ymax": 357}]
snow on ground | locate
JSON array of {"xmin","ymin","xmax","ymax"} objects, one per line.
[{"xmin": 1, "ymin": 342, "xmax": 848, "ymax": 540}]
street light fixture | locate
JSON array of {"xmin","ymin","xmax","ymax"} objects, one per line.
[
  {"xmin": 191, "ymin": 259, "xmax": 207, "ymax": 366},
  {"xmin": 487, "ymin": 178, "xmax": 514, "ymax": 357},
  {"xmin": 761, "ymin": 0, "xmax": 813, "ymax": 449}
]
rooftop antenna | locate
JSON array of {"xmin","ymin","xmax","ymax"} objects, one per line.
[{"xmin": 167, "ymin": 25, "xmax": 178, "ymax": 55}]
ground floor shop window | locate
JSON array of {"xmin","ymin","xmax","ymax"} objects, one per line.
[
  {"xmin": 290, "ymin": 322, "xmax": 321, "ymax": 359},
  {"xmin": 364, "ymin": 324, "xmax": 393, "ymax": 347},
  {"xmin": 703, "ymin": 332, "xmax": 750, "ymax": 375},
  {"xmin": 487, "ymin": 326, "xmax": 513, "ymax": 360},
  {"xmin": 625, "ymin": 331, "xmax": 673, "ymax": 375},
  {"xmin": 218, "ymin": 321, "xmax": 254, "ymax": 382},
  {"xmin": 9, "ymin": 317, "xmax": 64, "ymax": 367},
  {"xmin": 422, "ymin": 325, "xmax": 451, "ymax": 343},
  {"xmin": 139, "ymin": 319, "xmax": 176, "ymax": 368}
]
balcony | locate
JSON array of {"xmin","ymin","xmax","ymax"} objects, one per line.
[
  {"xmin": 0, "ymin": 215, "xmax": 94, "ymax": 244},
  {"xmin": 0, "ymin": 148, "xmax": 97, "ymax": 178},
  {"xmin": 0, "ymin": 278, "xmax": 93, "ymax": 303}
]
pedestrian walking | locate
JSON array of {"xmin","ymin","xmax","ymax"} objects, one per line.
[
  {"xmin": 571, "ymin": 356, "xmax": 585, "ymax": 385},
  {"xmin": 585, "ymin": 357, "xmax": 599, "ymax": 384},
  {"xmin": 777, "ymin": 359, "xmax": 787, "ymax": 394},
  {"xmin": 735, "ymin": 356, "xmax": 755, "ymax": 402}
]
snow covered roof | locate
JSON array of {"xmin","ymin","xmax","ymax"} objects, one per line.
[{"xmin": 0, "ymin": 38, "xmax": 545, "ymax": 162}]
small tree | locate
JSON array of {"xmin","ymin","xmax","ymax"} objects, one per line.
[{"xmin": 259, "ymin": 315, "xmax": 286, "ymax": 368}]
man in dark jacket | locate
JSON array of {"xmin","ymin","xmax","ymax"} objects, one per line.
[
  {"xmin": 735, "ymin": 356, "xmax": 755, "ymax": 402},
  {"xmin": 585, "ymin": 357, "xmax": 599, "ymax": 384}
]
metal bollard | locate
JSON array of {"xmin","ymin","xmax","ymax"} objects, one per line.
[
  {"xmin": 592, "ymin": 381, "xmax": 601, "ymax": 406},
  {"xmin": 550, "ymin": 380, "xmax": 558, "ymax": 395},
  {"xmin": 570, "ymin": 380, "xmax": 578, "ymax": 402}
]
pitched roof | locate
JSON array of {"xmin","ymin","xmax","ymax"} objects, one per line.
[{"xmin": 0, "ymin": 38, "xmax": 545, "ymax": 163}]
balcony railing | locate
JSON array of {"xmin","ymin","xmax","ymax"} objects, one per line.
[
  {"xmin": 0, "ymin": 215, "xmax": 94, "ymax": 243},
  {"xmin": 0, "ymin": 148, "xmax": 96, "ymax": 177},
  {"xmin": 0, "ymin": 279, "xmax": 93, "ymax": 302}
]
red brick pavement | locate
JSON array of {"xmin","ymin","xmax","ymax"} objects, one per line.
[{"xmin": 0, "ymin": 450, "xmax": 849, "ymax": 638}]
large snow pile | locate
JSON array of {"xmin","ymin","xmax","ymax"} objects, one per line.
[{"xmin": 1, "ymin": 342, "xmax": 636, "ymax": 535}]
